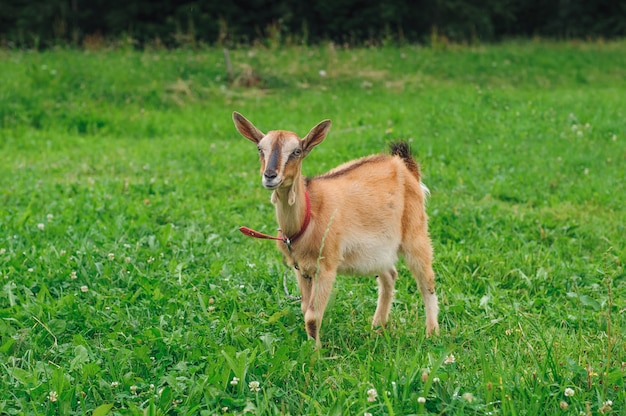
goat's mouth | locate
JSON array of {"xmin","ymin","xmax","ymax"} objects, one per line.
[{"xmin": 262, "ymin": 179, "xmax": 283, "ymax": 190}]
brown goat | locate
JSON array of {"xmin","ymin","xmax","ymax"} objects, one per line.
[{"xmin": 234, "ymin": 112, "xmax": 439, "ymax": 345}]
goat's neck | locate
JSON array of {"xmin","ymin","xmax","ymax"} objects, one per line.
[{"xmin": 273, "ymin": 176, "xmax": 307, "ymax": 239}]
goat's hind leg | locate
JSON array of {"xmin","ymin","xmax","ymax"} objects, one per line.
[
  {"xmin": 403, "ymin": 236, "xmax": 440, "ymax": 336},
  {"xmin": 372, "ymin": 268, "xmax": 397, "ymax": 328}
]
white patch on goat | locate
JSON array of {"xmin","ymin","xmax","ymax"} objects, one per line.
[{"xmin": 338, "ymin": 233, "xmax": 400, "ymax": 276}]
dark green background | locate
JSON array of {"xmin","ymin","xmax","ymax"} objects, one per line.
[{"xmin": 2, "ymin": 0, "xmax": 625, "ymax": 48}]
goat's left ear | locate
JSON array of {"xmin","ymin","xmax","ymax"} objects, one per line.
[
  {"xmin": 233, "ymin": 111, "xmax": 265, "ymax": 144},
  {"xmin": 302, "ymin": 119, "xmax": 331, "ymax": 155}
]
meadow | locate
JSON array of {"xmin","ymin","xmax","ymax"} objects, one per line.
[{"xmin": 0, "ymin": 40, "xmax": 624, "ymax": 415}]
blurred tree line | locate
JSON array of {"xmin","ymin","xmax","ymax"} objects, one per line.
[{"xmin": 1, "ymin": 0, "xmax": 625, "ymax": 48}]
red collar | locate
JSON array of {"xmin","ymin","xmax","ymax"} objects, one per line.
[{"xmin": 239, "ymin": 190, "xmax": 311, "ymax": 246}]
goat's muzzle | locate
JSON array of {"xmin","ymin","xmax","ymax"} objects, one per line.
[
  {"xmin": 264, "ymin": 170, "xmax": 278, "ymax": 180},
  {"xmin": 262, "ymin": 170, "xmax": 282, "ymax": 189}
]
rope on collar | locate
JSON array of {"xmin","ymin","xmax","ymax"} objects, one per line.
[{"xmin": 239, "ymin": 190, "xmax": 311, "ymax": 247}]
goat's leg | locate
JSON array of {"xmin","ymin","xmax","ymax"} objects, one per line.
[
  {"xmin": 372, "ymin": 268, "xmax": 397, "ymax": 328},
  {"xmin": 303, "ymin": 269, "xmax": 336, "ymax": 346},
  {"xmin": 403, "ymin": 235, "xmax": 440, "ymax": 336},
  {"xmin": 296, "ymin": 269, "xmax": 312, "ymax": 315}
]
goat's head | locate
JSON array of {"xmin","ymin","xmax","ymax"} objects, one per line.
[{"xmin": 233, "ymin": 112, "xmax": 331, "ymax": 203}]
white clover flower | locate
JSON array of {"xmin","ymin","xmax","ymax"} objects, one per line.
[
  {"xmin": 418, "ymin": 396, "xmax": 426, "ymax": 404},
  {"xmin": 111, "ymin": 381, "xmax": 119, "ymax": 388},
  {"xmin": 125, "ymin": 257, "xmax": 131, "ymax": 263},
  {"xmin": 0, "ymin": 248, "xmax": 5, "ymax": 255},
  {"xmin": 37, "ymin": 223, "xmax": 45, "ymax": 231},
  {"xmin": 462, "ymin": 392, "xmax": 474, "ymax": 403},
  {"xmin": 48, "ymin": 391, "xmax": 58, "ymax": 402},
  {"xmin": 248, "ymin": 380, "xmax": 261, "ymax": 392},
  {"xmin": 319, "ymin": 69, "xmax": 327, "ymax": 77},
  {"xmin": 70, "ymin": 271, "xmax": 77, "ymax": 279},
  {"xmin": 130, "ymin": 385, "xmax": 138, "ymax": 394},
  {"xmin": 564, "ymin": 387, "xmax": 575, "ymax": 397},
  {"xmin": 47, "ymin": 214, "xmax": 54, "ymax": 221},
  {"xmin": 433, "ymin": 377, "xmax": 440, "ymax": 383},
  {"xmin": 599, "ymin": 400, "xmax": 613, "ymax": 414},
  {"xmin": 364, "ymin": 413, "xmax": 372, "ymax": 416},
  {"xmin": 230, "ymin": 377, "xmax": 239, "ymax": 386},
  {"xmin": 367, "ymin": 388, "xmax": 378, "ymax": 402},
  {"xmin": 147, "ymin": 257, "xmax": 155, "ymax": 263},
  {"xmin": 80, "ymin": 285, "xmax": 88, "ymax": 293},
  {"xmin": 559, "ymin": 401, "xmax": 568, "ymax": 410},
  {"xmin": 444, "ymin": 354, "xmax": 456, "ymax": 364},
  {"xmin": 108, "ymin": 253, "xmax": 115, "ymax": 261}
]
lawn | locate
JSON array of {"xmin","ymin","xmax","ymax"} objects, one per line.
[{"xmin": 0, "ymin": 40, "xmax": 624, "ymax": 415}]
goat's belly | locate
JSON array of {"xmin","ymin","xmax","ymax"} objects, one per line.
[{"xmin": 337, "ymin": 240, "xmax": 399, "ymax": 276}]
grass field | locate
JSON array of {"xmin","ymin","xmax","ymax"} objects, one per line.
[{"xmin": 0, "ymin": 40, "xmax": 625, "ymax": 415}]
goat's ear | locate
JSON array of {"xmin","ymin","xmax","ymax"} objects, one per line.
[
  {"xmin": 302, "ymin": 119, "xmax": 331, "ymax": 155},
  {"xmin": 233, "ymin": 111, "xmax": 265, "ymax": 144}
]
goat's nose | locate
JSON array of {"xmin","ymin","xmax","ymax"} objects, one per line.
[{"xmin": 264, "ymin": 170, "xmax": 278, "ymax": 180}]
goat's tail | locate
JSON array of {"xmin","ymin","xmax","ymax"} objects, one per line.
[{"xmin": 390, "ymin": 141, "xmax": 420, "ymax": 180}]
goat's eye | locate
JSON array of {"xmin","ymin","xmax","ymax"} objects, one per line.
[
  {"xmin": 257, "ymin": 147, "xmax": 264, "ymax": 156},
  {"xmin": 292, "ymin": 148, "xmax": 302, "ymax": 157}
]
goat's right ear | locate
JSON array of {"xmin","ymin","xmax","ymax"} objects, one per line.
[
  {"xmin": 233, "ymin": 112, "xmax": 265, "ymax": 144},
  {"xmin": 302, "ymin": 119, "xmax": 332, "ymax": 155}
]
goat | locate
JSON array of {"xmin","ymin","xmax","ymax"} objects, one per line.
[{"xmin": 233, "ymin": 112, "xmax": 439, "ymax": 345}]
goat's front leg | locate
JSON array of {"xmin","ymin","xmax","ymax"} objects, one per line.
[
  {"xmin": 303, "ymin": 267, "xmax": 336, "ymax": 346},
  {"xmin": 295, "ymin": 268, "xmax": 312, "ymax": 315}
]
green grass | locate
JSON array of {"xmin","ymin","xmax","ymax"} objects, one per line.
[{"xmin": 0, "ymin": 40, "xmax": 625, "ymax": 415}]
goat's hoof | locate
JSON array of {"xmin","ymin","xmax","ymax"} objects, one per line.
[
  {"xmin": 425, "ymin": 324, "xmax": 440, "ymax": 337},
  {"xmin": 372, "ymin": 326, "xmax": 385, "ymax": 334},
  {"xmin": 372, "ymin": 320, "xmax": 390, "ymax": 334}
]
